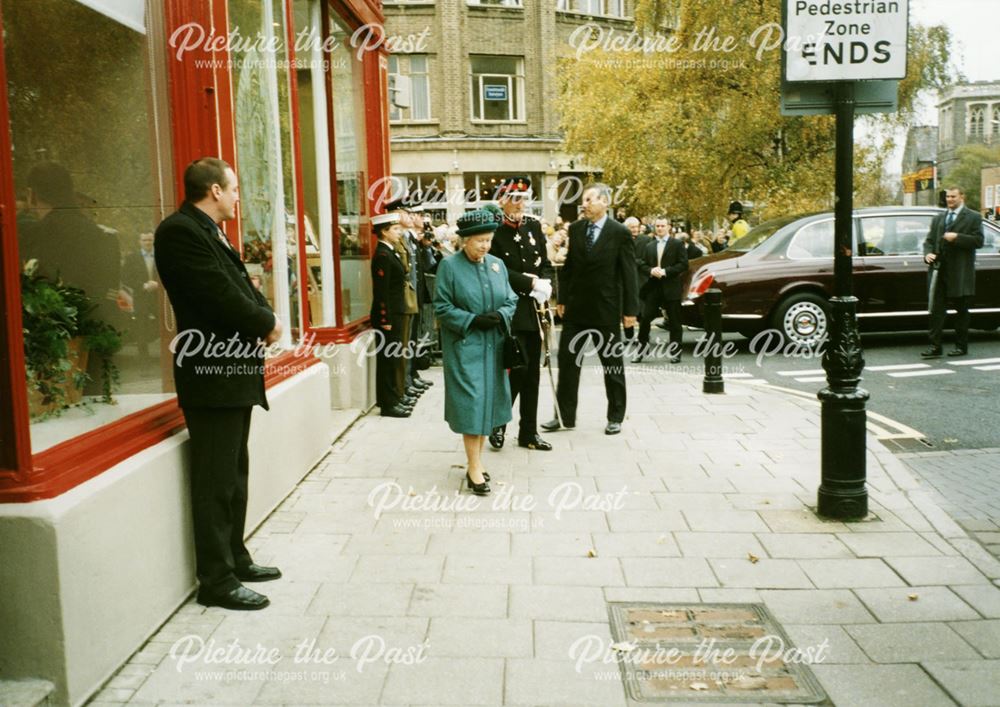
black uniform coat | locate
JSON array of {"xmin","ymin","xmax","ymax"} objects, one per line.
[
  {"xmin": 490, "ymin": 215, "xmax": 554, "ymax": 332},
  {"xmin": 370, "ymin": 240, "xmax": 407, "ymax": 328},
  {"xmin": 639, "ymin": 236, "xmax": 689, "ymax": 301},
  {"xmin": 634, "ymin": 233, "xmax": 653, "ymax": 291},
  {"xmin": 154, "ymin": 202, "xmax": 275, "ymax": 410},
  {"xmin": 923, "ymin": 207, "xmax": 984, "ymax": 298},
  {"xmin": 558, "ymin": 217, "xmax": 638, "ymax": 327}
]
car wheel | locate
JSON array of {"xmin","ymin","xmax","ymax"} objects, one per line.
[{"xmin": 773, "ymin": 293, "xmax": 829, "ymax": 348}]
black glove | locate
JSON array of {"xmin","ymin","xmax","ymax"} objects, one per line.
[{"xmin": 471, "ymin": 312, "xmax": 503, "ymax": 330}]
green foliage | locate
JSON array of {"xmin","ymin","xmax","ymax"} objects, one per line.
[
  {"xmin": 559, "ymin": 1, "xmax": 956, "ymax": 222},
  {"xmin": 21, "ymin": 260, "xmax": 123, "ymax": 414},
  {"xmin": 944, "ymin": 144, "xmax": 1000, "ymax": 212}
]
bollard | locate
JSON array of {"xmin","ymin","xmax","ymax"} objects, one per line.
[{"xmin": 702, "ymin": 288, "xmax": 724, "ymax": 394}]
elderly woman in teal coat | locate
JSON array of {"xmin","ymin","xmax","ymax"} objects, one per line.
[{"xmin": 434, "ymin": 209, "xmax": 518, "ymax": 496}]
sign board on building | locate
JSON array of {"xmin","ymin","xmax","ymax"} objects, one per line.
[
  {"xmin": 484, "ymin": 84, "xmax": 508, "ymax": 101},
  {"xmin": 781, "ymin": 78, "xmax": 897, "ymax": 115},
  {"xmin": 784, "ymin": 0, "xmax": 909, "ymax": 83}
]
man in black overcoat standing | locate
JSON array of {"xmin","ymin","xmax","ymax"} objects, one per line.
[
  {"xmin": 922, "ymin": 186, "xmax": 984, "ymax": 358},
  {"xmin": 155, "ymin": 158, "xmax": 283, "ymax": 610},
  {"xmin": 542, "ymin": 183, "xmax": 638, "ymax": 435},
  {"xmin": 487, "ymin": 177, "xmax": 554, "ymax": 451},
  {"xmin": 634, "ymin": 216, "xmax": 688, "ymax": 364}
]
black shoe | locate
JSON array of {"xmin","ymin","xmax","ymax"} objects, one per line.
[
  {"xmin": 465, "ymin": 472, "xmax": 490, "ymax": 496},
  {"xmin": 235, "ymin": 563, "xmax": 282, "ymax": 582},
  {"xmin": 541, "ymin": 418, "xmax": 574, "ymax": 432},
  {"xmin": 605, "ymin": 422, "xmax": 622, "ymax": 435},
  {"xmin": 197, "ymin": 584, "xmax": 269, "ymax": 610},
  {"xmin": 669, "ymin": 355, "xmax": 682, "ymax": 364},
  {"xmin": 488, "ymin": 425, "xmax": 505, "ymax": 449},
  {"xmin": 414, "ymin": 378, "xmax": 433, "ymax": 388},
  {"xmin": 632, "ymin": 353, "xmax": 645, "ymax": 363},
  {"xmin": 947, "ymin": 348, "xmax": 968, "ymax": 357},
  {"xmin": 406, "ymin": 386, "xmax": 423, "ymax": 397},
  {"xmin": 401, "ymin": 395, "xmax": 418, "ymax": 406},
  {"xmin": 655, "ymin": 321, "xmax": 670, "ymax": 331},
  {"xmin": 518, "ymin": 435, "xmax": 553, "ymax": 451},
  {"xmin": 921, "ymin": 347, "xmax": 943, "ymax": 359},
  {"xmin": 382, "ymin": 405, "xmax": 411, "ymax": 418}
]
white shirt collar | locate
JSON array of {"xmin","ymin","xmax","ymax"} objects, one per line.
[{"xmin": 589, "ymin": 214, "xmax": 608, "ymax": 231}]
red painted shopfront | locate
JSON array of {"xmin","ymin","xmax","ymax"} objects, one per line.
[{"xmin": 0, "ymin": 1, "xmax": 390, "ymax": 702}]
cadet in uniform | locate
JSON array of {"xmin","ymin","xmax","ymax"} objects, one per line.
[{"xmin": 370, "ymin": 212, "xmax": 412, "ymax": 418}]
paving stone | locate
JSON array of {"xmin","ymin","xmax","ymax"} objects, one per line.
[
  {"xmin": 952, "ymin": 584, "xmax": 1000, "ymax": 618},
  {"xmin": 846, "ymin": 622, "xmax": 982, "ymax": 662},
  {"xmin": 505, "ymin": 658, "xmax": 628, "ymax": 706},
  {"xmin": 783, "ymin": 624, "xmax": 870, "ymax": 664},
  {"xmin": 797, "ymin": 559, "xmax": 906, "ymax": 588},
  {"xmin": 756, "ymin": 533, "xmax": 854, "ymax": 559},
  {"xmin": 674, "ymin": 531, "xmax": 767, "ymax": 558},
  {"xmin": 407, "ymin": 584, "xmax": 507, "ymax": 618},
  {"xmin": 812, "ymin": 663, "xmax": 957, "ymax": 706},
  {"xmin": 885, "ymin": 556, "xmax": 991, "ymax": 586},
  {"xmin": 425, "ymin": 532, "xmax": 510, "ymax": 556},
  {"xmin": 309, "ymin": 583, "xmax": 413, "ymax": 617},
  {"xmin": 709, "ymin": 558, "xmax": 812, "ymax": 589},
  {"xmin": 424, "ymin": 617, "xmax": 532, "ymax": 658},
  {"xmin": 921, "ymin": 660, "xmax": 1000, "ymax": 706},
  {"xmin": 131, "ymin": 659, "xmax": 266, "ymax": 704},
  {"xmin": 509, "ymin": 586, "xmax": 608, "ymax": 622},
  {"xmin": 381, "ymin": 657, "xmax": 502, "ymax": 705},
  {"xmin": 619, "ymin": 558, "xmax": 718, "ymax": 588},
  {"xmin": 760, "ymin": 589, "xmax": 876, "ymax": 624},
  {"xmin": 533, "ymin": 621, "xmax": 616, "ymax": 660},
  {"xmin": 533, "ymin": 556, "xmax": 625, "ymax": 586},
  {"xmin": 442, "ymin": 556, "xmax": 532, "ymax": 584},
  {"xmin": 342, "ymin": 533, "xmax": 430, "ymax": 555},
  {"xmin": 855, "ymin": 586, "xmax": 980, "ymax": 623},
  {"xmin": 759, "ymin": 510, "xmax": 849, "ymax": 533},
  {"xmin": 604, "ymin": 510, "xmax": 688, "ymax": 532},
  {"xmin": 653, "ymin": 492, "xmax": 734, "ymax": 511},
  {"xmin": 682, "ymin": 509, "xmax": 769, "ymax": 532},
  {"xmin": 838, "ymin": 532, "xmax": 943, "ymax": 557},
  {"xmin": 252, "ymin": 661, "xmax": 388, "ymax": 704},
  {"xmin": 510, "ymin": 532, "xmax": 596, "ymax": 556},
  {"xmin": 697, "ymin": 587, "xmax": 764, "ymax": 603},
  {"xmin": 947, "ymin": 620, "xmax": 1000, "ymax": 658},
  {"xmin": 531, "ymin": 511, "xmax": 610, "ymax": 532},
  {"xmin": 590, "ymin": 531, "xmax": 681, "ymax": 557},
  {"xmin": 350, "ymin": 556, "xmax": 444, "ymax": 584}
]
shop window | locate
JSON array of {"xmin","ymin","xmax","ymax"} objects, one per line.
[
  {"xmin": 4, "ymin": 0, "xmax": 175, "ymax": 453},
  {"xmin": 470, "ymin": 55, "xmax": 524, "ymax": 122},
  {"xmin": 388, "ymin": 55, "xmax": 432, "ymax": 122},
  {"xmin": 229, "ymin": 0, "xmax": 301, "ymax": 346}
]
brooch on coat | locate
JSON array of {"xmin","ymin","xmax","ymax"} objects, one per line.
[
  {"xmin": 491, "ymin": 262, "xmax": 500, "ymax": 272},
  {"xmin": 529, "ymin": 236, "xmax": 536, "ymax": 247},
  {"xmin": 513, "ymin": 234, "xmax": 522, "ymax": 243}
]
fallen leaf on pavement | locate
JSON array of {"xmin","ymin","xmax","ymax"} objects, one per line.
[
  {"xmin": 748, "ymin": 553, "xmax": 760, "ymax": 564},
  {"xmin": 587, "ymin": 549, "xmax": 598, "ymax": 558},
  {"xmin": 908, "ymin": 594, "xmax": 919, "ymax": 601},
  {"xmin": 690, "ymin": 682, "xmax": 710, "ymax": 691}
]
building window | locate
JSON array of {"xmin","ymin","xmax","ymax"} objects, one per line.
[
  {"xmin": 939, "ymin": 105, "xmax": 952, "ymax": 147},
  {"xmin": 969, "ymin": 104, "xmax": 986, "ymax": 140},
  {"xmin": 558, "ymin": 0, "xmax": 626, "ymax": 17},
  {"xmin": 993, "ymin": 105, "xmax": 1000, "ymax": 139},
  {"xmin": 470, "ymin": 55, "xmax": 524, "ymax": 122},
  {"xmin": 388, "ymin": 54, "xmax": 431, "ymax": 122},
  {"xmin": 5, "ymin": 0, "xmax": 175, "ymax": 452},
  {"xmin": 468, "ymin": 0, "xmax": 523, "ymax": 6}
]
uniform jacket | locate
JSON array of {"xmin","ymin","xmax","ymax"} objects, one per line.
[
  {"xmin": 634, "ymin": 233, "xmax": 653, "ymax": 291},
  {"xmin": 558, "ymin": 217, "xmax": 638, "ymax": 327},
  {"xmin": 393, "ymin": 236, "xmax": 420, "ymax": 313},
  {"xmin": 490, "ymin": 215, "xmax": 554, "ymax": 332},
  {"xmin": 639, "ymin": 236, "xmax": 689, "ymax": 301},
  {"xmin": 433, "ymin": 251, "xmax": 517, "ymax": 436},
  {"xmin": 370, "ymin": 240, "xmax": 407, "ymax": 328},
  {"xmin": 923, "ymin": 206, "xmax": 984, "ymax": 298},
  {"xmin": 154, "ymin": 202, "xmax": 275, "ymax": 410}
]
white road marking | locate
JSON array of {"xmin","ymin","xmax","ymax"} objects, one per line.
[
  {"xmin": 947, "ymin": 357, "xmax": 1000, "ymax": 367},
  {"xmin": 723, "ymin": 372, "xmax": 756, "ymax": 379},
  {"xmin": 887, "ymin": 369, "xmax": 955, "ymax": 378},
  {"xmin": 973, "ymin": 364, "xmax": 1000, "ymax": 371},
  {"xmin": 777, "ymin": 369, "xmax": 825, "ymax": 376},
  {"xmin": 794, "ymin": 376, "xmax": 828, "ymax": 383},
  {"xmin": 866, "ymin": 363, "xmax": 931, "ymax": 372}
]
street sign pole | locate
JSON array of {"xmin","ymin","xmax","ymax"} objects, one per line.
[{"xmin": 817, "ymin": 82, "xmax": 869, "ymax": 520}]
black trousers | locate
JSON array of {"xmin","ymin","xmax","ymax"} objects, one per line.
[
  {"xmin": 376, "ymin": 319, "xmax": 403, "ymax": 409},
  {"xmin": 929, "ymin": 288, "xmax": 971, "ymax": 349},
  {"xmin": 182, "ymin": 405, "xmax": 254, "ymax": 593},
  {"xmin": 508, "ymin": 331, "xmax": 542, "ymax": 438},
  {"xmin": 638, "ymin": 292, "xmax": 682, "ymax": 355},
  {"xmin": 556, "ymin": 320, "xmax": 627, "ymax": 425}
]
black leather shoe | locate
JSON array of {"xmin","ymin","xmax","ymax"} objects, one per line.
[
  {"xmin": 197, "ymin": 584, "xmax": 269, "ymax": 610},
  {"xmin": 413, "ymin": 379, "xmax": 432, "ymax": 389},
  {"xmin": 235, "ymin": 563, "xmax": 282, "ymax": 582},
  {"xmin": 947, "ymin": 348, "xmax": 968, "ymax": 357},
  {"xmin": 382, "ymin": 405, "xmax": 411, "ymax": 418},
  {"xmin": 632, "ymin": 353, "xmax": 645, "ymax": 363},
  {"xmin": 406, "ymin": 386, "xmax": 423, "ymax": 397},
  {"xmin": 541, "ymin": 418, "xmax": 574, "ymax": 431},
  {"xmin": 488, "ymin": 425, "xmax": 506, "ymax": 449},
  {"xmin": 921, "ymin": 347, "xmax": 943, "ymax": 358},
  {"xmin": 669, "ymin": 355, "xmax": 682, "ymax": 364},
  {"xmin": 605, "ymin": 422, "xmax": 622, "ymax": 435},
  {"xmin": 465, "ymin": 472, "xmax": 490, "ymax": 496},
  {"xmin": 518, "ymin": 435, "xmax": 553, "ymax": 451},
  {"xmin": 401, "ymin": 395, "xmax": 418, "ymax": 406}
]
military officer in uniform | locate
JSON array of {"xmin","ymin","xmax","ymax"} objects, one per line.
[
  {"xmin": 370, "ymin": 211, "xmax": 412, "ymax": 418},
  {"xmin": 487, "ymin": 177, "xmax": 554, "ymax": 451},
  {"xmin": 386, "ymin": 197, "xmax": 427, "ymax": 410}
]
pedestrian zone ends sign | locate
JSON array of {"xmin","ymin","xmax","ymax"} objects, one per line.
[{"xmin": 784, "ymin": 0, "xmax": 908, "ymax": 82}]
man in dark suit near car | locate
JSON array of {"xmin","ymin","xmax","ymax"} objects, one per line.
[
  {"xmin": 155, "ymin": 157, "xmax": 283, "ymax": 611},
  {"xmin": 634, "ymin": 216, "xmax": 688, "ymax": 364},
  {"xmin": 922, "ymin": 186, "xmax": 983, "ymax": 358},
  {"xmin": 542, "ymin": 183, "xmax": 638, "ymax": 435},
  {"xmin": 623, "ymin": 216, "xmax": 651, "ymax": 344}
]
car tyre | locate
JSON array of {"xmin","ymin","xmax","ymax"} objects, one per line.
[{"xmin": 772, "ymin": 292, "xmax": 829, "ymax": 348}]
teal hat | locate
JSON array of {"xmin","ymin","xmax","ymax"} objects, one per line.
[{"xmin": 456, "ymin": 208, "xmax": 500, "ymax": 238}]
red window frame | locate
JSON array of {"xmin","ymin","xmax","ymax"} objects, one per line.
[{"xmin": 0, "ymin": 0, "xmax": 390, "ymax": 502}]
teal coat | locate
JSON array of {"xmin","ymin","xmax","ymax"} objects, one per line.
[{"xmin": 434, "ymin": 251, "xmax": 518, "ymax": 435}]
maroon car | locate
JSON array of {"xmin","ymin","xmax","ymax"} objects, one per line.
[{"xmin": 681, "ymin": 207, "xmax": 1000, "ymax": 346}]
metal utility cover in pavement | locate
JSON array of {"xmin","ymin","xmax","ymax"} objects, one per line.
[{"xmin": 607, "ymin": 603, "xmax": 828, "ymax": 703}]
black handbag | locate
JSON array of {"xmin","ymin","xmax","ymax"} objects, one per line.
[{"xmin": 502, "ymin": 324, "xmax": 528, "ymax": 371}]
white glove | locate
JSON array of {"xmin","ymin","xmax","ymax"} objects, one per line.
[{"xmin": 530, "ymin": 278, "xmax": 552, "ymax": 303}]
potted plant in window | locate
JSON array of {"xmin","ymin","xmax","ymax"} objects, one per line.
[{"xmin": 21, "ymin": 259, "xmax": 123, "ymax": 418}]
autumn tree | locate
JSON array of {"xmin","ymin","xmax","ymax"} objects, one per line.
[
  {"xmin": 558, "ymin": 0, "xmax": 954, "ymax": 224},
  {"xmin": 943, "ymin": 144, "xmax": 1000, "ymax": 212}
]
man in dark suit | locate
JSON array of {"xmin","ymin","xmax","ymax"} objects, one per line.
[
  {"xmin": 487, "ymin": 176, "xmax": 554, "ymax": 451},
  {"xmin": 634, "ymin": 217, "xmax": 688, "ymax": 363},
  {"xmin": 922, "ymin": 186, "xmax": 984, "ymax": 358},
  {"xmin": 155, "ymin": 158, "xmax": 283, "ymax": 611},
  {"xmin": 121, "ymin": 231, "xmax": 160, "ymax": 355},
  {"xmin": 624, "ymin": 217, "xmax": 651, "ymax": 344},
  {"xmin": 542, "ymin": 183, "xmax": 638, "ymax": 436}
]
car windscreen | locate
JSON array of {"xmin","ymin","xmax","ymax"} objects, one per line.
[{"xmin": 727, "ymin": 216, "xmax": 800, "ymax": 252}]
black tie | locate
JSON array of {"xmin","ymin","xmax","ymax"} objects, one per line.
[
  {"xmin": 586, "ymin": 223, "xmax": 598, "ymax": 251},
  {"xmin": 945, "ymin": 211, "xmax": 955, "ymax": 228}
]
